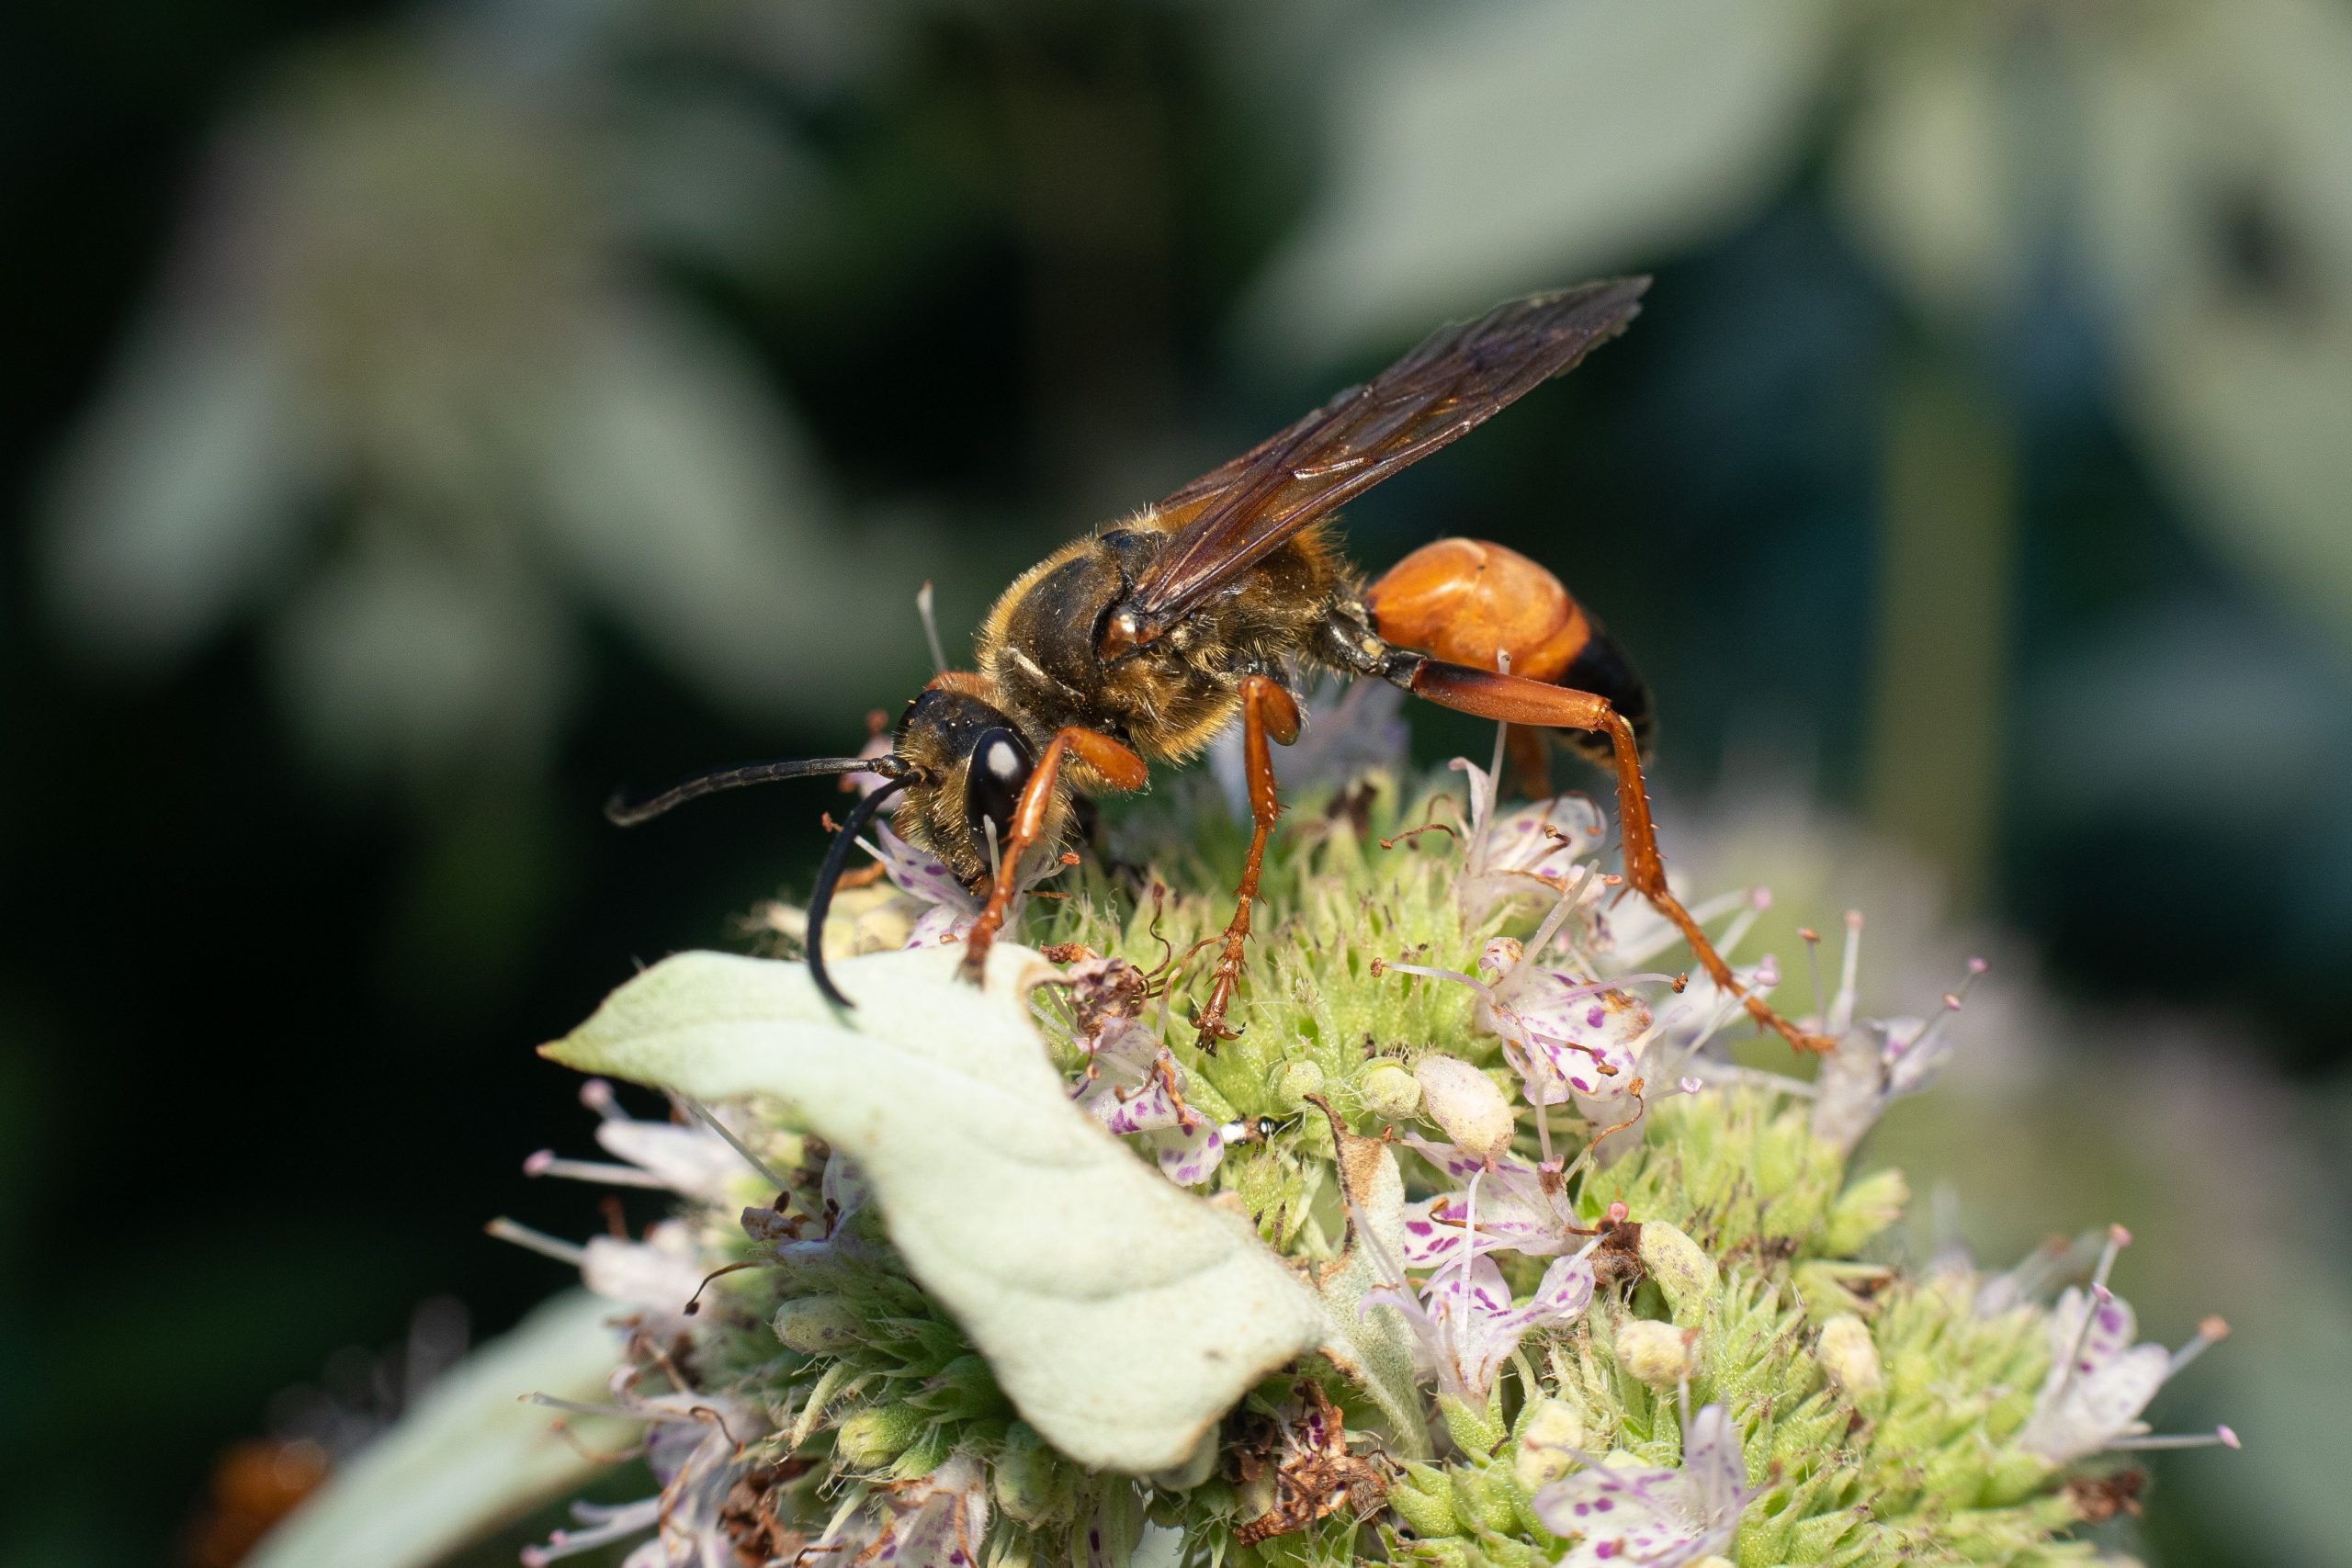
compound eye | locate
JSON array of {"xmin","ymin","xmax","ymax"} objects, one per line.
[{"xmin": 962, "ymin": 727, "xmax": 1033, "ymax": 860}]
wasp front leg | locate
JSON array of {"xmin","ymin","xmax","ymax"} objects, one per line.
[
  {"xmin": 961, "ymin": 727, "xmax": 1148, "ymax": 979},
  {"xmin": 1190, "ymin": 675, "xmax": 1300, "ymax": 1054}
]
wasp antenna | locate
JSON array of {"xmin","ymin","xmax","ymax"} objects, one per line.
[
  {"xmin": 605, "ymin": 756, "xmax": 896, "ymax": 828},
  {"xmin": 804, "ymin": 775, "xmax": 911, "ymax": 1010},
  {"xmin": 915, "ymin": 581, "xmax": 948, "ymax": 677}
]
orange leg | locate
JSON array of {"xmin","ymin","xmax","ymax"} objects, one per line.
[
  {"xmin": 1190, "ymin": 675, "xmax": 1300, "ymax": 1054},
  {"xmin": 1502, "ymin": 723, "xmax": 1552, "ymax": 798},
  {"xmin": 1405, "ymin": 659, "xmax": 1831, "ymax": 1055},
  {"xmin": 961, "ymin": 728, "xmax": 1147, "ymax": 978}
]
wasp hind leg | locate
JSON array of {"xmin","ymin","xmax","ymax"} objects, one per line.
[
  {"xmin": 1189, "ymin": 674, "xmax": 1300, "ymax": 1054},
  {"xmin": 1361, "ymin": 645, "xmax": 1831, "ymax": 1056}
]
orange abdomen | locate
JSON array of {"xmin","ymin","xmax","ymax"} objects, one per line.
[{"xmin": 1363, "ymin": 537, "xmax": 1591, "ymax": 680}]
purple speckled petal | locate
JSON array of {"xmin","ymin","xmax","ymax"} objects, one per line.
[
  {"xmin": 1535, "ymin": 1464, "xmax": 1705, "ymax": 1568},
  {"xmin": 1156, "ymin": 1120, "xmax": 1229, "ymax": 1185}
]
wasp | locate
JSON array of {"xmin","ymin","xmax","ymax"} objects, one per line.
[{"xmin": 613, "ymin": 279, "xmax": 1826, "ymax": 1055}]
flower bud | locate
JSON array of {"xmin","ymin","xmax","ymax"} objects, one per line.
[
  {"xmin": 1360, "ymin": 1060, "xmax": 1422, "ymax": 1120},
  {"xmin": 1637, "ymin": 1222, "xmax": 1719, "ymax": 1322},
  {"xmin": 1614, "ymin": 1318, "xmax": 1696, "ymax": 1387},
  {"xmin": 1148, "ymin": 1427, "xmax": 1219, "ymax": 1493},
  {"xmin": 1271, "ymin": 1059, "xmax": 1326, "ymax": 1110},
  {"xmin": 834, "ymin": 1403, "xmax": 925, "ymax": 1468},
  {"xmin": 993, "ymin": 1423, "xmax": 1064, "ymax": 1522},
  {"xmin": 772, "ymin": 1294, "xmax": 864, "ymax": 1354},
  {"xmin": 1385, "ymin": 1466, "xmax": 1463, "ymax": 1539},
  {"xmin": 1817, "ymin": 1313, "xmax": 1883, "ymax": 1398},
  {"xmin": 1823, "ymin": 1168, "xmax": 1910, "ymax": 1255},
  {"xmin": 1438, "ymin": 1390, "xmax": 1509, "ymax": 1458},
  {"xmin": 1511, "ymin": 1398, "xmax": 1589, "ymax": 1489},
  {"xmin": 1416, "ymin": 1055, "xmax": 1515, "ymax": 1161}
]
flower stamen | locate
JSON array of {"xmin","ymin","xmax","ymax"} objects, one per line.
[{"xmin": 486, "ymin": 1217, "xmax": 589, "ymax": 1268}]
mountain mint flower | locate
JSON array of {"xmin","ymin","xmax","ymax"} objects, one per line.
[
  {"xmin": 1452, "ymin": 748, "xmax": 1610, "ymax": 922},
  {"xmin": 1397, "ymin": 1134, "xmax": 1583, "ymax": 1265},
  {"xmin": 1806, "ymin": 913, "xmax": 1990, "ymax": 1154},
  {"xmin": 2018, "ymin": 1225, "xmax": 2239, "ymax": 1463},
  {"xmin": 521, "ymin": 1388, "xmax": 774, "ymax": 1568},
  {"xmin": 1370, "ymin": 1248, "xmax": 1598, "ymax": 1404},
  {"xmin": 1069, "ymin": 1017, "xmax": 1239, "ymax": 1185},
  {"xmin": 273, "ymin": 705, "xmax": 2240, "ymax": 1568}
]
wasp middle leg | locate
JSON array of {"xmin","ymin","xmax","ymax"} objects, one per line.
[{"xmin": 1189, "ymin": 674, "xmax": 1300, "ymax": 1054}]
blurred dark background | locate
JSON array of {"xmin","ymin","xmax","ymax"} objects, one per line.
[{"xmin": 6, "ymin": 2, "xmax": 2350, "ymax": 1564}]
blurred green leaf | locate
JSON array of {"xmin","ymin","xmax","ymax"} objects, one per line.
[
  {"xmin": 245, "ymin": 1292, "xmax": 627, "ymax": 1568},
  {"xmin": 1247, "ymin": 0, "xmax": 1838, "ymax": 359},
  {"xmin": 529, "ymin": 310, "xmax": 903, "ymax": 725},
  {"xmin": 39, "ymin": 320, "xmax": 323, "ymax": 665}
]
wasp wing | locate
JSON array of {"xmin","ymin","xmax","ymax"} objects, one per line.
[{"xmin": 1119, "ymin": 278, "xmax": 1650, "ymax": 643}]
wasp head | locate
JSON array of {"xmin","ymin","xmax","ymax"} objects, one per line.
[{"xmin": 889, "ymin": 686, "xmax": 1042, "ymax": 892}]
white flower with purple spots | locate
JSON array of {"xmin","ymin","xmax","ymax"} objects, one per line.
[
  {"xmin": 1532, "ymin": 1399, "xmax": 1758, "ymax": 1567},
  {"xmin": 526, "ymin": 1079, "xmax": 764, "ymax": 1205},
  {"xmin": 522, "ymin": 1389, "xmax": 772, "ymax": 1568},
  {"xmin": 1387, "ymin": 936, "xmax": 1656, "ymax": 1123},
  {"xmin": 1453, "ymin": 752, "xmax": 1610, "ymax": 923},
  {"xmin": 1069, "ymin": 1018, "xmax": 1242, "ymax": 1186},
  {"xmin": 858, "ymin": 819, "xmax": 1073, "ymax": 951},
  {"xmin": 1368, "ymin": 1249, "xmax": 1596, "ymax": 1404},
  {"xmin": 860, "ymin": 1454, "xmax": 992, "ymax": 1568},
  {"xmin": 2016, "ymin": 1226, "xmax": 2237, "ymax": 1464},
  {"xmin": 1396, "ymin": 1135, "xmax": 1583, "ymax": 1267},
  {"xmin": 1804, "ymin": 914, "xmax": 1988, "ymax": 1153}
]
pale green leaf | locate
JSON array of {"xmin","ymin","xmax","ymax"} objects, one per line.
[
  {"xmin": 540, "ymin": 942, "xmax": 1329, "ymax": 1473},
  {"xmin": 245, "ymin": 1292, "xmax": 629, "ymax": 1568}
]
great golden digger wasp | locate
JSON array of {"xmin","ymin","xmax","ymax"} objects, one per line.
[{"xmin": 611, "ymin": 279, "xmax": 1828, "ymax": 1056}]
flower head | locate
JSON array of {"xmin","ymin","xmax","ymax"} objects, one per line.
[{"xmin": 1532, "ymin": 1398, "xmax": 1758, "ymax": 1568}]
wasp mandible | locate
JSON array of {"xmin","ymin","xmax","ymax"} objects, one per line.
[{"xmin": 613, "ymin": 279, "xmax": 1828, "ymax": 1056}]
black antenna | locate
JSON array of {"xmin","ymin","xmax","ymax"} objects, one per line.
[
  {"xmin": 804, "ymin": 776, "xmax": 911, "ymax": 1010},
  {"xmin": 605, "ymin": 756, "xmax": 899, "ymax": 828}
]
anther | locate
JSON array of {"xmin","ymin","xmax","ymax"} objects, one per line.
[{"xmin": 2168, "ymin": 1316, "xmax": 2232, "ymax": 1376}]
